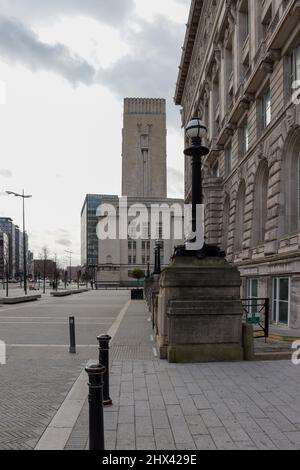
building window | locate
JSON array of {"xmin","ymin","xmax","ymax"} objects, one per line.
[
  {"xmin": 252, "ymin": 161, "xmax": 269, "ymax": 246},
  {"xmin": 262, "ymin": 89, "xmax": 271, "ymax": 129},
  {"xmin": 225, "ymin": 143, "xmax": 232, "ymax": 175},
  {"xmin": 241, "ymin": 123, "xmax": 249, "ymax": 154},
  {"xmin": 128, "ymin": 241, "xmax": 136, "ymax": 265},
  {"xmin": 272, "ymin": 278, "xmax": 290, "ymax": 325},
  {"xmin": 234, "ymin": 181, "xmax": 246, "ymax": 252},
  {"xmin": 142, "ymin": 222, "xmax": 150, "ymax": 239},
  {"xmin": 246, "ymin": 278, "xmax": 259, "ymax": 319},
  {"xmin": 222, "ymin": 196, "xmax": 230, "ymax": 252},
  {"xmin": 239, "ymin": 0, "xmax": 249, "ymax": 43},
  {"xmin": 155, "ymin": 222, "xmax": 163, "ymax": 240},
  {"xmin": 291, "ymin": 43, "xmax": 300, "ymax": 94},
  {"xmin": 140, "ymin": 134, "xmax": 149, "ymax": 149},
  {"xmin": 281, "ymin": 136, "xmax": 300, "ymax": 235},
  {"xmin": 261, "ymin": 5, "xmax": 272, "ymax": 41},
  {"xmin": 142, "ymin": 241, "xmax": 150, "ymax": 265}
]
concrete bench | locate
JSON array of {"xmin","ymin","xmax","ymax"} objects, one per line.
[
  {"xmin": 51, "ymin": 289, "xmax": 89, "ymax": 297},
  {"xmin": 0, "ymin": 295, "xmax": 42, "ymax": 304},
  {"xmin": 51, "ymin": 291, "xmax": 72, "ymax": 297}
]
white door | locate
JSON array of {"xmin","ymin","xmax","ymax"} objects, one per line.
[{"xmin": 272, "ymin": 278, "xmax": 290, "ymax": 325}]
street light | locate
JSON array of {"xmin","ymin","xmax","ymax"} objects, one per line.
[
  {"xmin": 184, "ymin": 118, "xmax": 209, "ymax": 241},
  {"xmin": 153, "ymin": 240, "xmax": 161, "ymax": 275},
  {"xmin": 6, "ymin": 189, "xmax": 32, "ymax": 295},
  {"xmin": 173, "ymin": 118, "xmax": 225, "ymax": 258},
  {"xmin": 65, "ymin": 250, "xmax": 72, "ymax": 284}
]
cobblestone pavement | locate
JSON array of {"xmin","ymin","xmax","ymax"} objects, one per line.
[
  {"xmin": 66, "ymin": 301, "xmax": 300, "ymax": 451},
  {"xmin": 0, "ymin": 290, "xmax": 130, "ymax": 449}
]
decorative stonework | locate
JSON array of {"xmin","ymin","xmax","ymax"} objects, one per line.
[
  {"xmin": 238, "ymin": 165, "xmax": 247, "ymax": 182},
  {"xmin": 176, "ymin": 0, "xmax": 300, "ymax": 328},
  {"xmin": 285, "ymin": 105, "xmax": 300, "ymax": 134}
]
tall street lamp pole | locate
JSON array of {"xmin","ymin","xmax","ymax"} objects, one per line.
[
  {"xmin": 173, "ymin": 117, "xmax": 225, "ymax": 259},
  {"xmin": 6, "ymin": 189, "xmax": 32, "ymax": 295},
  {"xmin": 184, "ymin": 118, "xmax": 209, "ymax": 243},
  {"xmin": 65, "ymin": 250, "xmax": 72, "ymax": 284}
]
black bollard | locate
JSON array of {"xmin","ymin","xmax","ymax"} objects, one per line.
[
  {"xmin": 85, "ymin": 363, "xmax": 106, "ymax": 450},
  {"xmin": 69, "ymin": 316, "xmax": 76, "ymax": 353},
  {"xmin": 97, "ymin": 334, "xmax": 112, "ymax": 406}
]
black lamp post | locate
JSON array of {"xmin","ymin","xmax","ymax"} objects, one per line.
[
  {"xmin": 173, "ymin": 118, "xmax": 225, "ymax": 258},
  {"xmin": 6, "ymin": 189, "xmax": 32, "ymax": 295},
  {"xmin": 146, "ymin": 263, "xmax": 150, "ymax": 278},
  {"xmin": 153, "ymin": 241, "xmax": 161, "ymax": 275},
  {"xmin": 184, "ymin": 118, "xmax": 209, "ymax": 243}
]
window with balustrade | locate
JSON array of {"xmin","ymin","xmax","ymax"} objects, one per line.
[
  {"xmin": 291, "ymin": 43, "xmax": 300, "ymax": 95},
  {"xmin": 240, "ymin": 121, "xmax": 249, "ymax": 155},
  {"xmin": 225, "ymin": 142, "xmax": 233, "ymax": 176},
  {"xmin": 252, "ymin": 161, "xmax": 269, "ymax": 246}
]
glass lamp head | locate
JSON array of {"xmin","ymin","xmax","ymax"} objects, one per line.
[{"xmin": 185, "ymin": 118, "xmax": 207, "ymax": 140}]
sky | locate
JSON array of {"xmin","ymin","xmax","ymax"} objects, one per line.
[{"xmin": 0, "ymin": 0, "xmax": 190, "ymax": 267}]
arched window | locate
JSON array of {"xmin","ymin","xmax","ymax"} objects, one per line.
[
  {"xmin": 234, "ymin": 181, "xmax": 246, "ymax": 252},
  {"xmin": 222, "ymin": 195, "xmax": 230, "ymax": 253},
  {"xmin": 252, "ymin": 161, "xmax": 269, "ymax": 246},
  {"xmin": 280, "ymin": 131, "xmax": 300, "ymax": 235}
]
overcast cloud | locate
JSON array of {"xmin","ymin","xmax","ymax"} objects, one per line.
[
  {"xmin": 0, "ymin": 17, "xmax": 96, "ymax": 86},
  {"xmin": 98, "ymin": 16, "xmax": 183, "ymax": 101},
  {"xmin": 0, "ymin": 168, "xmax": 12, "ymax": 177},
  {"xmin": 0, "ymin": 0, "xmax": 135, "ymax": 26},
  {"xmin": 0, "ymin": 14, "xmax": 184, "ymax": 122},
  {"xmin": 0, "ymin": 0, "xmax": 189, "ymax": 264}
]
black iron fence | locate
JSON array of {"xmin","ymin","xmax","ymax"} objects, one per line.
[
  {"xmin": 242, "ymin": 298, "xmax": 270, "ymax": 340},
  {"xmin": 95, "ymin": 280, "xmax": 144, "ymax": 290}
]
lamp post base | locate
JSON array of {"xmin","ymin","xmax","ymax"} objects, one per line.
[{"xmin": 172, "ymin": 243, "xmax": 225, "ymax": 259}]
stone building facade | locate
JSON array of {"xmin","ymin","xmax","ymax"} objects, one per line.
[
  {"xmin": 175, "ymin": 0, "xmax": 300, "ymax": 328},
  {"xmin": 97, "ymin": 196, "xmax": 184, "ymax": 284},
  {"xmin": 122, "ymin": 98, "xmax": 167, "ymax": 198},
  {"xmin": 97, "ymin": 98, "xmax": 184, "ymax": 284}
]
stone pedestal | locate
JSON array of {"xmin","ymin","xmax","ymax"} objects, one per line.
[{"xmin": 156, "ymin": 255, "xmax": 244, "ymax": 363}]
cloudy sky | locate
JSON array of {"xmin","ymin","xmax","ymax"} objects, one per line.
[{"xmin": 0, "ymin": 0, "xmax": 189, "ymax": 267}]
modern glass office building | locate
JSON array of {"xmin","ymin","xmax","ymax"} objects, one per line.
[
  {"xmin": 0, "ymin": 218, "xmax": 15, "ymax": 278},
  {"xmin": 81, "ymin": 194, "xmax": 117, "ymax": 268}
]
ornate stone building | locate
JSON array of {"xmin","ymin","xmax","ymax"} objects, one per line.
[
  {"xmin": 97, "ymin": 98, "xmax": 184, "ymax": 284},
  {"xmin": 175, "ymin": 0, "xmax": 300, "ymax": 328},
  {"xmin": 122, "ymin": 98, "xmax": 167, "ymax": 198}
]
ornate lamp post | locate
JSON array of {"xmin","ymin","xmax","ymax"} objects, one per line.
[
  {"xmin": 184, "ymin": 118, "xmax": 209, "ymax": 241},
  {"xmin": 153, "ymin": 240, "xmax": 161, "ymax": 275},
  {"xmin": 174, "ymin": 118, "xmax": 224, "ymax": 258}
]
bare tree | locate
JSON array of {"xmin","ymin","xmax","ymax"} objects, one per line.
[{"xmin": 39, "ymin": 246, "xmax": 50, "ymax": 294}]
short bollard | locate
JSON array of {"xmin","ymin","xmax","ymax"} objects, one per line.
[
  {"xmin": 85, "ymin": 364, "xmax": 106, "ymax": 450},
  {"xmin": 97, "ymin": 334, "xmax": 112, "ymax": 406},
  {"xmin": 69, "ymin": 316, "xmax": 76, "ymax": 354}
]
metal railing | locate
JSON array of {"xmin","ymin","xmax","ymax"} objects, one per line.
[{"xmin": 242, "ymin": 298, "xmax": 270, "ymax": 340}]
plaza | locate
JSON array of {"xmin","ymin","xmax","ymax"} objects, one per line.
[{"xmin": 0, "ymin": 291, "xmax": 300, "ymax": 450}]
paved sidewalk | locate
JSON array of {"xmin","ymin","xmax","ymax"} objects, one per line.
[
  {"xmin": 0, "ymin": 290, "xmax": 129, "ymax": 450},
  {"xmin": 65, "ymin": 300, "xmax": 300, "ymax": 451}
]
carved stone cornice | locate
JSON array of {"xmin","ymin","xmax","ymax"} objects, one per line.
[
  {"xmin": 268, "ymin": 147, "xmax": 282, "ymax": 168},
  {"xmin": 285, "ymin": 105, "xmax": 300, "ymax": 134},
  {"xmin": 266, "ymin": 49, "xmax": 281, "ymax": 63},
  {"xmin": 260, "ymin": 62, "xmax": 273, "ymax": 74},
  {"xmin": 238, "ymin": 165, "xmax": 247, "ymax": 182}
]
